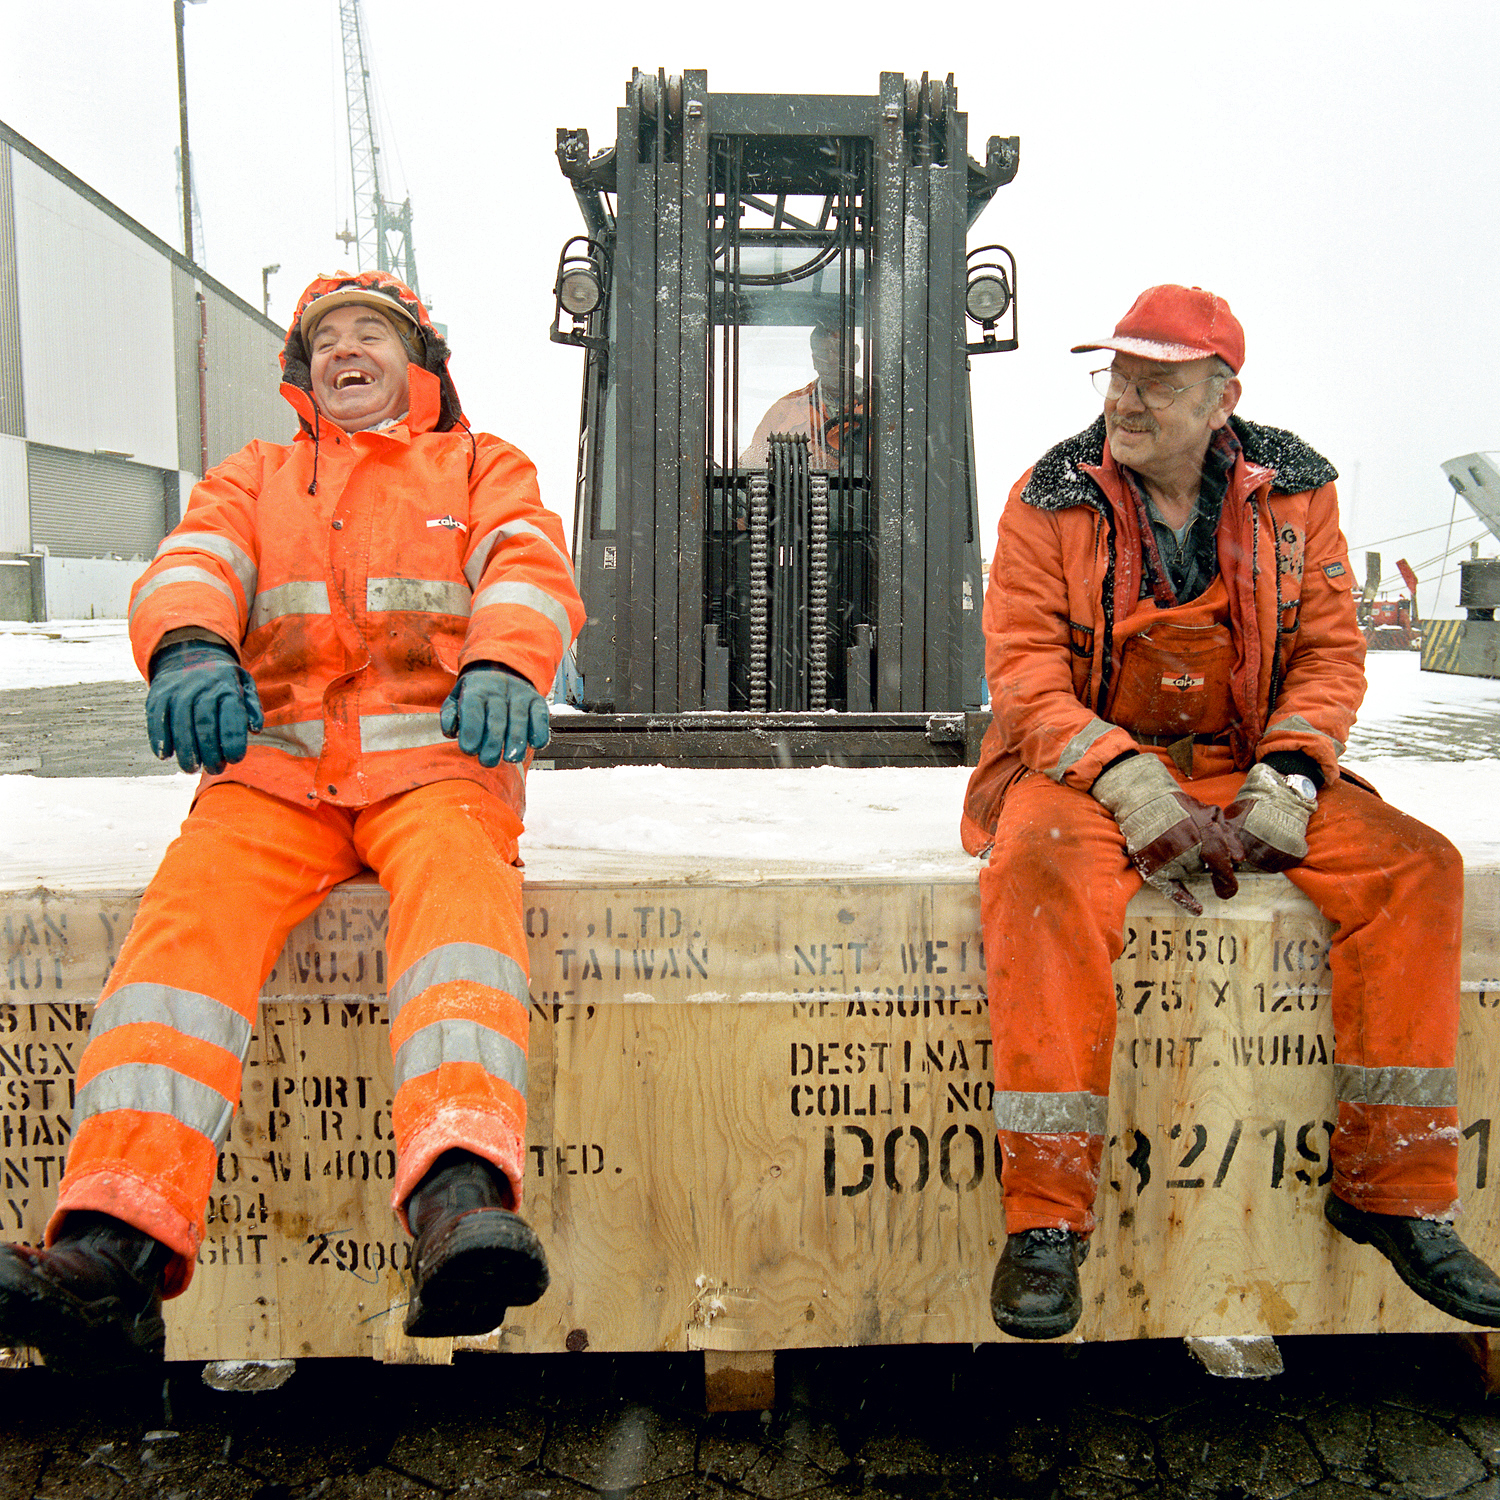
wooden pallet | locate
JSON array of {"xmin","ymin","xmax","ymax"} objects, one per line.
[{"xmin": 1, "ymin": 870, "xmax": 1497, "ymax": 1364}]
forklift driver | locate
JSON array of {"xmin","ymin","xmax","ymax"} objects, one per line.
[
  {"xmin": 962, "ymin": 283, "xmax": 1500, "ymax": 1341},
  {"xmin": 740, "ymin": 321, "xmax": 866, "ymax": 471}
]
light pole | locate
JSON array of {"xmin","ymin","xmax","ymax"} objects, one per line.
[
  {"xmin": 262, "ymin": 264, "xmax": 281, "ymax": 317},
  {"xmin": 173, "ymin": 0, "xmax": 207, "ymax": 262}
]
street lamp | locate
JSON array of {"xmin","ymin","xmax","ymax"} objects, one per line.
[{"xmin": 173, "ymin": 0, "xmax": 208, "ymax": 263}]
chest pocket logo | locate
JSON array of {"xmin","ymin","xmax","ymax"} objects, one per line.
[
  {"xmin": 427, "ymin": 515, "xmax": 468, "ymax": 533},
  {"xmin": 1276, "ymin": 523, "xmax": 1305, "ymax": 581}
]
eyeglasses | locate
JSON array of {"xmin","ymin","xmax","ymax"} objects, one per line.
[{"xmin": 1091, "ymin": 367, "xmax": 1221, "ymax": 410}]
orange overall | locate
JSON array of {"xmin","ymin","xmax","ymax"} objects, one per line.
[
  {"xmin": 48, "ymin": 272, "xmax": 585, "ymax": 1296},
  {"xmin": 967, "ymin": 415, "xmax": 1465, "ymax": 1237},
  {"xmin": 53, "ymin": 782, "xmax": 532, "ymax": 1297}
]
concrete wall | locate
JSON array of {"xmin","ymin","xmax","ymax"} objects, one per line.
[
  {"xmin": 0, "ymin": 556, "xmax": 29, "ymax": 619},
  {"xmin": 41, "ymin": 553, "xmax": 147, "ymax": 620}
]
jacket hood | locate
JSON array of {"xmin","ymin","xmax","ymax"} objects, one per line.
[
  {"xmin": 1020, "ymin": 414, "xmax": 1338, "ymax": 511},
  {"xmin": 280, "ymin": 270, "xmax": 465, "ymax": 434}
]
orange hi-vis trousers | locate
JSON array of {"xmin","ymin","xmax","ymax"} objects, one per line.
[
  {"xmin": 979, "ymin": 751, "xmax": 1466, "ymax": 1238},
  {"xmin": 50, "ymin": 780, "xmax": 532, "ymax": 1297}
]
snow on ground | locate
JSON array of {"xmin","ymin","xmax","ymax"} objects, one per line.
[
  {"xmin": 0, "ymin": 620, "xmax": 136, "ymax": 690},
  {"xmin": 0, "ymin": 631, "xmax": 1497, "ymax": 889}
]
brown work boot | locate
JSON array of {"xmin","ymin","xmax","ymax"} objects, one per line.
[
  {"xmin": 403, "ymin": 1150, "xmax": 549, "ymax": 1339},
  {"xmin": 990, "ymin": 1227, "xmax": 1090, "ymax": 1340},
  {"xmin": 0, "ymin": 1211, "xmax": 170, "ymax": 1376},
  {"xmin": 1326, "ymin": 1193, "xmax": 1500, "ymax": 1326}
]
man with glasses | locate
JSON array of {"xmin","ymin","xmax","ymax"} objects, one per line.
[{"xmin": 962, "ymin": 284, "xmax": 1500, "ymax": 1339}]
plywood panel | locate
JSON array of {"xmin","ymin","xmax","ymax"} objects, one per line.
[{"xmin": 1, "ymin": 873, "xmax": 1497, "ymax": 1359}]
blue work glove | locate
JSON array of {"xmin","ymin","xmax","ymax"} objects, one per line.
[
  {"xmin": 145, "ymin": 640, "xmax": 264, "ymax": 775},
  {"xmin": 440, "ymin": 662, "xmax": 551, "ymax": 767}
]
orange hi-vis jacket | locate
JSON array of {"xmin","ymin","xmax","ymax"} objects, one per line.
[
  {"xmin": 128, "ymin": 364, "xmax": 584, "ymax": 821},
  {"xmin": 740, "ymin": 378, "xmax": 866, "ymax": 470},
  {"xmin": 962, "ymin": 415, "xmax": 1364, "ymax": 853}
]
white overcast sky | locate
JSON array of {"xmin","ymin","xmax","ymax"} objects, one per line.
[{"xmin": 4, "ymin": 0, "xmax": 1498, "ymax": 612}]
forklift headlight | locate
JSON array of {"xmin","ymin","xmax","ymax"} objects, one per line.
[
  {"xmin": 966, "ymin": 271, "xmax": 1011, "ymax": 324},
  {"xmin": 559, "ymin": 265, "xmax": 603, "ymax": 317}
]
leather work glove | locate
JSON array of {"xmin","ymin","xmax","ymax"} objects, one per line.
[
  {"xmin": 145, "ymin": 640, "xmax": 264, "ymax": 775},
  {"xmin": 1225, "ymin": 762, "xmax": 1318, "ymax": 872},
  {"xmin": 441, "ymin": 662, "xmax": 551, "ymax": 767},
  {"xmin": 1092, "ymin": 752, "xmax": 1244, "ymax": 916}
]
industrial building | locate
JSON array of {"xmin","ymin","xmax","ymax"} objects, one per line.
[{"xmin": 0, "ymin": 120, "xmax": 287, "ymax": 620}]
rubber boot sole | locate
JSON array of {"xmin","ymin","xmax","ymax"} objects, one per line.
[
  {"xmin": 0, "ymin": 1247, "xmax": 165, "ymax": 1377},
  {"xmin": 404, "ymin": 1210, "xmax": 550, "ymax": 1339},
  {"xmin": 1325, "ymin": 1195, "xmax": 1500, "ymax": 1327}
]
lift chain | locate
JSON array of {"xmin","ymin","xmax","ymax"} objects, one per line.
[
  {"xmin": 749, "ymin": 472, "xmax": 770, "ymax": 712},
  {"xmin": 809, "ymin": 474, "xmax": 829, "ymax": 710}
]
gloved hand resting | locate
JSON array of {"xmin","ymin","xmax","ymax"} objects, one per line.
[
  {"xmin": 1225, "ymin": 762, "xmax": 1317, "ymax": 872},
  {"xmin": 1092, "ymin": 752, "xmax": 1243, "ymax": 915},
  {"xmin": 440, "ymin": 662, "xmax": 550, "ymax": 767},
  {"xmin": 145, "ymin": 640, "xmax": 264, "ymax": 775}
]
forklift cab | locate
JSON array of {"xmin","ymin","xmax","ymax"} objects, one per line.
[{"xmin": 551, "ymin": 70, "xmax": 1018, "ymax": 761}]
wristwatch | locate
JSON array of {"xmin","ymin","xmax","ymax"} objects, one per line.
[{"xmin": 1283, "ymin": 773, "xmax": 1319, "ymax": 806}]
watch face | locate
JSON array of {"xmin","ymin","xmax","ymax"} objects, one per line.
[{"xmin": 1286, "ymin": 774, "xmax": 1318, "ymax": 804}]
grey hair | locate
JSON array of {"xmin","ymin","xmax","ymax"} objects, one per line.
[{"xmin": 1194, "ymin": 356, "xmax": 1236, "ymax": 416}]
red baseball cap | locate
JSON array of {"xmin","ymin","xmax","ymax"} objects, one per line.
[{"xmin": 1071, "ymin": 284, "xmax": 1245, "ymax": 373}]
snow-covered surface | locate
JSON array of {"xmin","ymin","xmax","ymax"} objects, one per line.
[
  {"xmin": 0, "ymin": 620, "xmax": 137, "ymax": 690},
  {"xmin": 0, "ymin": 631, "xmax": 1497, "ymax": 890}
]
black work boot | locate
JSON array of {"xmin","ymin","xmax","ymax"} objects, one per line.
[
  {"xmin": 0, "ymin": 1211, "xmax": 170, "ymax": 1377},
  {"xmin": 1326, "ymin": 1193, "xmax": 1500, "ymax": 1326},
  {"xmin": 990, "ymin": 1227, "xmax": 1090, "ymax": 1340},
  {"xmin": 403, "ymin": 1150, "xmax": 549, "ymax": 1339}
]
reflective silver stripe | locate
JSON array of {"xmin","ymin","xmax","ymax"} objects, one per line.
[
  {"xmin": 993, "ymin": 1090, "xmax": 1109, "ymax": 1135},
  {"xmin": 1050, "ymin": 717, "xmax": 1118, "ymax": 781},
  {"xmin": 154, "ymin": 533, "xmax": 258, "ymax": 604},
  {"xmin": 1333, "ymin": 1063, "xmax": 1458, "ymax": 1109},
  {"xmin": 257, "ymin": 719, "xmax": 324, "ymax": 757},
  {"xmin": 129, "ymin": 566, "xmax": 237, "ymax": 622},
  {"xmin": 470, "ymin": 579, "xmax": 571, "ymax": 651},
  {"xmin": 74, "ymin": 1062, "xmax": 234, "ymax": 1148},
  {"xmin": 393, "ymin": 1019, "xmax": 528, "ymax": 1099},
  {"xmin": 249, "ymin": 581, "xmax": 331, "ymax": 632},
  {"xmin": 359, "ymin": 712, "xmax": 450, "ymax": 753},
  {"xmin": 465, "ymin": 521, "xmax": 575, "ymax": 589},
  {"xmin": 388, "ymin": 942, "xmax": 529, "ymax": 1025},
  {"xmin": 1263, "ymin": 716, "xmax": 1345, "ymax": 757},
  {"xmin": 91, "ymin": 983, "xmax": 251, "ymax": 1061},
  {"xmin": 367, "ymin": 577, "xmax": 472, "ymax": 616}
]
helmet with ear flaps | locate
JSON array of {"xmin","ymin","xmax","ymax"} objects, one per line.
[{"xmin": 280, "ymin": 270, "xmax": 465, "ymax": 433}]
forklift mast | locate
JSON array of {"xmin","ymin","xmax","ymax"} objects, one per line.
[{"xmin": 550, "ymin": 70, "xmax": 1019, "ymax": 764}]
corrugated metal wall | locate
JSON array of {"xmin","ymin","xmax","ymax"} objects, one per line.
[
  {"xmin": 28, "ymin": 445, "xmax": 166, "ymax": 559},
  {"xmin": 0, "ymin": 147, "xmax": 24, "ymax": 439},
  {"xmin": 0, "ymin": 433, "xmax": 27, "ymax": 552},
  {"xmin": 203, "ymin": 285, "xmax": 291, "ymax": 466},
  {"xmin": 11, "ymin": 153, "xmax": 178, "ymax": 471},
  {"xmin": 170, "ymin": 264, "xmax": 201, "ymax": 476}
]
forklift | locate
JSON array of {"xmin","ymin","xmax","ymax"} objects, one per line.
[{"xmin": 547, "ymin": 70, "xmax": 1019, "ymax": 765}]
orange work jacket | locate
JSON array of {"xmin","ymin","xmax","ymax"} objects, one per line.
[
  {"xmin": 962, "ymin": 415, "xmax": 1364, "ymax": 854},
  {"xmin": 128, "ymin": 364, "xmax": 585, "ymax": 825},
  {"xmin": 740, "ymin": 379, "xmax": 866, "ymax": 470}
]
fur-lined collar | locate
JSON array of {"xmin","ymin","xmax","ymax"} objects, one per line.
[{"xmin": 1020, "ymin": 414, "xmax": 1338, "ymax": 511}]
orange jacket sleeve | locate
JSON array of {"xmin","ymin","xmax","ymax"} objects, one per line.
[
  {"xmin": 985, "ymin": 471, "xmax": 1137, "ymax": 790},
  {"xmin": 460, "ymin": 436, "xmax": 586, "ymax": 695},
  {"xmin": 127, "ymin": 446, "xmax": 269, "ymax": 678}
]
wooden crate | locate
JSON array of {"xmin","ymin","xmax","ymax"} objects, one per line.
[{"xmin": 2, "ymin": 870, "xmax": 1498, "ymax": 1360}]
